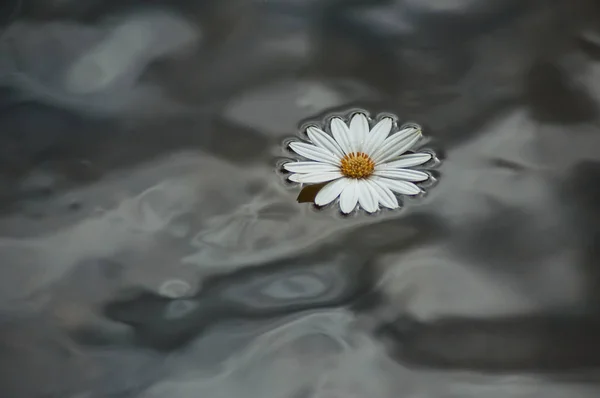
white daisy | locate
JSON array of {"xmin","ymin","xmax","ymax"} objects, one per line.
[{"xmin": 284, "ymin": 112, "xmax": 433, "ymax": 214}]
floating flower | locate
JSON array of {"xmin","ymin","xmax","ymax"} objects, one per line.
[{"xmin": 284, "ymin": 112, "xmax": 434, "ymax": 214}]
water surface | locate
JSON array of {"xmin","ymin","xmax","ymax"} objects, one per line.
[{"xmin": 1, "ymin": 1, "xmax": 600, "ymax": 397}]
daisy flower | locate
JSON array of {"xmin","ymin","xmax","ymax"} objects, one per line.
[{"xmin": 283, "ymin": 112, "xmax": 434, "ymax": 214}]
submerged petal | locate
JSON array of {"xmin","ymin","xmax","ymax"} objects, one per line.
[
  {"xmin": 288, "ymin": 171, "xmax": 342, "ymax": 184},
  {"xmin": 357, "ymin": 180, "xmax": 378, "ymax": 213},
  {"xmin": 378, "ymin": 153, "xmax": 432, "ymax": 169},
  {"xmin": 330, "ymin": 117, "xmax": 354, "ymax": 154},
  {"xmin": 368, "ymin": 178, "xmax": 399, "ymax": 209},
  {"xmin": 362, "ymin": 117, "xmax": 392, "ymax": 156},
  {"xmin": 371, "ymin": 126, "xmax": 421, "ymax": 164},
  {"xmin": 315, "ymin": 178, "xmax": 350, "ymax": 206},
  {"xmin": 339, "ymin": 180, "xmax": 359, "ymax": 214},
  {"xmin": 378, "ymin": 177, "xmax": 421, "ymax": 195},
  {"xmin": 373, "ymin": 169, "xmax": 429, "ymax": 182},
  {"xmin": 349, "ymin": 113, "xmax": 369, "ymax": 151},
  {"xmin": 284, "ymin": 161, "xmax": 339, "ymax": 174},
  {"xmin": 306, "ymin": 126, "xmax": 345, "ymax": 159},
  {"xmin": 289, "ymin": 141, "xmax": 340, "ymax": 165}
]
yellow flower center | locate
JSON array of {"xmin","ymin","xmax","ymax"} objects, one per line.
[{"xmin": 339, "ymin": 152, "xmax": 375, "ymax": 179}]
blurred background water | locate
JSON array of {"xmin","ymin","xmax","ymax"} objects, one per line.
[{"xmin": 1, "ymin": 0, "xmax": 600, "ymax": 397}]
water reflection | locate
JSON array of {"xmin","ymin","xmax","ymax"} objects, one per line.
[
  {"xmin": 103, "ymin": 249, "xmax": 372, "ymax": 350},
  {"xmin": 1, "ymin": 0, "xmax": 600, "ymax": 397}
]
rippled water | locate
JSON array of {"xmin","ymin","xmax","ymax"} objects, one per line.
[{"xmin": 2, "ymin": 0, "xmax": 600, "ymax": 397}]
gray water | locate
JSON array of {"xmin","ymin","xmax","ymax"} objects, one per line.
[{"xmin": 1, "ymin": 0, "xmax": 600, "ymax": 397}]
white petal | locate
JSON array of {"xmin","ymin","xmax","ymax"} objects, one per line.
[
  {"xmin": 357, "ymin": 180, "xmax": 378, "ymax": 213},
  {"xmin": 374, "ymin": 169, "xmax": 429, "ymax": 182},
  {"xmin": 339, "ymin": 180, "xmax": 359, "ymax": 214},
  {"xmin": 284, "ymin": 161, "xmax": 339, "ymax": 174},
  {"xmin": 378, "ymin": 153, "xmax": 432, "ymax": 169},
  {"xmin": 289, "ymin": 142, "xmax": 340, "ymax": 165},
  {"xmin": 315, "ymin": 178, "xmax": 350, "ymax": 206},
  {"xmin": 368, "ymin": 178, "xmax": 399, "ymax": 209},
  {"xmin": 330, "ymin": 117, "xmax": 353, "ymax": 154},
  {"xmin": 349, "ymin": 113, "xmax": 369, "ymax": 152},
  {"xmin": 289, "ymin": 171, "xmax": 342, "ymax": 184},
  {"xmin": 362, "ymin": 117, "xmax": 392, "ymax": 156},
  {"xmin": 371, "ymin": 126, "xmax": 421, "ymax": 164},
  {"xmin": 306, "ymin": 126, "xmax": 345, "ymax": 159},
  {"xmin": 378, "ymin": 177, "xmax": 421, "ymax": 196}
]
